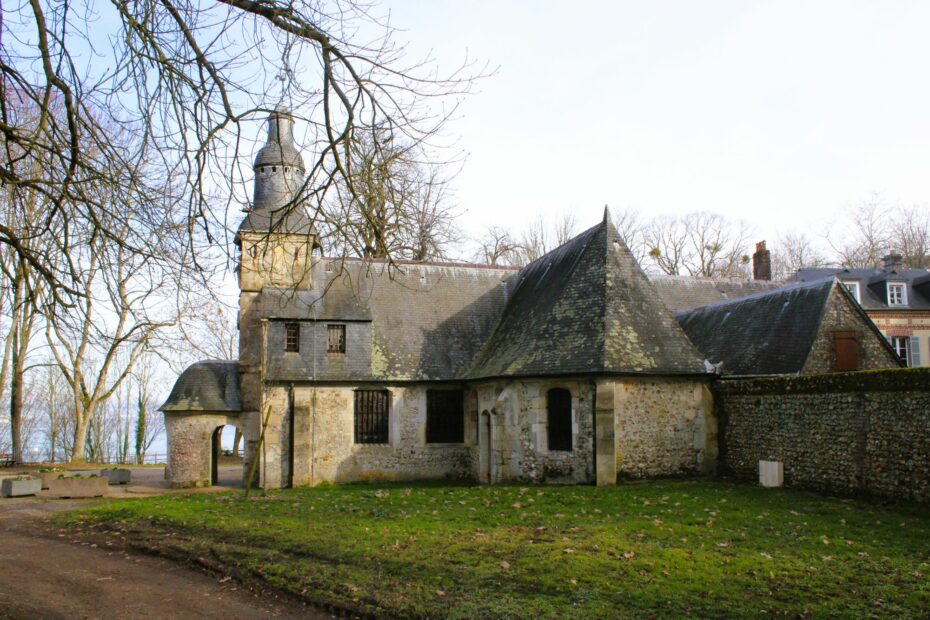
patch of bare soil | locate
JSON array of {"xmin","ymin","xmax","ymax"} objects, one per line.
[{"xmin": 0, "ymin": 486, "xmax": 331, "ymax": 619}]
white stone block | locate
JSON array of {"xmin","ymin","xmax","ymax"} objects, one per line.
[{"xmin": 759, "ymin": 460, "xmax": 783, "ymax": 487}]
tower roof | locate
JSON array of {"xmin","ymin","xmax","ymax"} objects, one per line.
[
  {"xmin": 239, "ymin": 105, "xmax": 318, "ymax": 239},
  {"xmin": 253, "ymin": 105, "xmax": 304, "ymax": 171},
  {"xmin": 466, "ymin": 215, "xmax": 708, "ymax": 379}
]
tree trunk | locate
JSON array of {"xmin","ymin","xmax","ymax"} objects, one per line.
[
  {"xmin": 71, "ymin": 413, "xmax": 88, "ymax": 464},
  {"xmin": 233, "ymin": 428, "xmax": 242, "ymax": 457},
  {"xmin": 10, "ymin": 333, "xmax": 22, "ymax": 464}
]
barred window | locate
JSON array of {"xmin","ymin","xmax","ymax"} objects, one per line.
[
  {"xmin": 547, "ymin": 388, "xmax": 572, "ymax": 452},
  {"xmin": 284, "ymin": 322, "xmax": 300, "ymax": 353},
  {"xmin": 327, "ymin": 324, "xmax": 346, "ymax": 353},
  {"xmin": 354, "ymin": 390, "xmax": 389, "ymax": 444},
  {"xmin": 426, "ymin": 390, "xmax": 464, "ymax": 444}
]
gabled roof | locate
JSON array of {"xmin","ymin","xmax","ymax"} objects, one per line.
[
  {"xmin": 796, "ymin": 267, "xmax": 930, "ymax": 310},
  {"xmin": 160, "ymin": 360, "xmax": 241, "ymax": 412},
  {"xmin": 675, "ymin": 279, "xmax": 836, "ymax": 376},
  {"xmin": 466, "ymin": 214, "xmax": 707, "ymax": 379}
]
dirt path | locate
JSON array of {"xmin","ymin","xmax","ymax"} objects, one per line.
[{"xmin": 0, "ymin": 470, "xmax": 332, "ymax": 620}]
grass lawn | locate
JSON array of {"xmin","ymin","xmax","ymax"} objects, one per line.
[{"xmin": 62, "ymin": 480, "xmax": 930, "ymax": 618}]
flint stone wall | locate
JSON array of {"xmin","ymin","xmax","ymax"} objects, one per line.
[{"xmin": 716, "ymin": 368, "xmax": 930, "ymax": 502}]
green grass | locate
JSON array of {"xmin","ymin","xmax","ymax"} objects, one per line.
[{"xmin": 62, "ymin": 481, "xmax": 930, "ymax": 618}]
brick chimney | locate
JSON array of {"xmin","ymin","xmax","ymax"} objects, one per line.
[
  {"xmin": 753, "ymin": 241, "xmax": 772, "ymax": 281},
  {"xmin": 882, "ymin": 253, "xmax": 903, "ymax": 272}
]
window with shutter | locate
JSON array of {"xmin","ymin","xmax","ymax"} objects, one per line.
[
  {"xmin": 890, "ymin": 336, "xmax": 910, "ymax": 365},
  {"xmin": 327, "ymin": 324, "xmax": 346, "ymax": 353},
  {"xmin": 832, "ymin": 332, "xmax": 860, "ymax": 372}
]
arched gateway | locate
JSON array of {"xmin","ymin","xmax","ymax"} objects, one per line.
[{"xmin": 160, "ymin": 360, "xmax": 256, "ymax": 488}]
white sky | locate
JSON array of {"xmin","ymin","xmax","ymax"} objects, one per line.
[{"xmin": 375, "ymin": 0, "xmax": 930, "ymax": 248}]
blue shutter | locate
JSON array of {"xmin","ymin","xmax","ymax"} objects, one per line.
[{"xmin": 909, "ymin": 336, "xmax": 921, "ymax": 367}]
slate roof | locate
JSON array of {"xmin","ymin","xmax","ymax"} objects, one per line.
[
  {"xmin": 160, "ymin": 360, "xmax": 241, "ymax": 412},
  {"xmin": 237, "ymin": 206, "xmax": 320, "ymax": 237},
  {"xmin": 675, "ymin": 279, "xmax": 838, "ymax": 376},
  {"xmin": 651, "ymin": 275, "xmax": 784, "ymax": 313},
  {"xmin": 466, "ymin": 214, "xmax": 707, "ymax": 379},
  {"xmin": 795, "ymin": 267, "xmax": 930, "ymax": 310},
  {"xmin": 265, "ymin": 258, "xmax": 520, "ymax": 380}
]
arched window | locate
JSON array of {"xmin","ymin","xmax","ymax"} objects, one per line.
[{"xmin": 547, "ymin": 388, "xmax": 572, "ymax": 451}]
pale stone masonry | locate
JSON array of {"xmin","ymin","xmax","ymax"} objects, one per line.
[{"xmin": 160, "ymin": 107, "xmax": 901, "ymax": 490}]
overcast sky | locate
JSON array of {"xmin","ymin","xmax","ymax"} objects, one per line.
[{"xmin": 374, "ymin": 0, "xmax": 930, "ymax": 249}]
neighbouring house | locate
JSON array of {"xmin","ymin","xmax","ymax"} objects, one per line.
[
  {"xmin": 675, "ymin": 279, "xmax": 902, "ymax": 377},
  {"xmin": 795, "ymin": 259, "xmax": 930, "ymax": 367},
  {"xmin": 160, "ymin": 107, "xmax": 901, "ymax": 490}
]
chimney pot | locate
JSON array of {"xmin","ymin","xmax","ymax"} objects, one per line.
[
  {"xmin": 753, "ymin": 240, "xmax": 772, "ymax": 281},
  {"xmin": 882, "ymin": 253, "xmax": 903, "ymax": 272}
]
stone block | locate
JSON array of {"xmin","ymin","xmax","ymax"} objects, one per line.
[
  {"xmin": 759, "ymin": 460, "xmax": 783, "ymax": 487},
  {"xmin": 47, "ymin": 476, "xmax": 108, "ymax": 498},
  {"xmin": 1, "ymin": 477, "xmax": 41, "ymax": 497}
]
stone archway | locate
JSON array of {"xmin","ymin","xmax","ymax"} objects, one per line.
[{"xmin": 163, "ymin": 412, "xmax": 255, "ymax": 488}]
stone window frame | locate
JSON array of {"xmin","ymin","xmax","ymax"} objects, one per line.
[
  {"xmin": 545, "ymin": 387, "xmax": 574, "ymax": 453},
  {"xmin": 425, "ymin": 388, "xmax": 465, "ymax": 445},
  {"xmin": 353, "ymin": 389, "xmax": 391, "ymax": 445},
  {"xmin": 887, "ymin": 282, "xmax": 907, "ymax": 306},
  {"xmin": 284, "ymin": 322, "xmax": 300, "ymax": 353}
]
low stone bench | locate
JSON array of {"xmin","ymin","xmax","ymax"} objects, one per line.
[
  {"xmin": 1, "ymin": 476, "xmax": 42, "ymax": 497},
  {"xmin": 47, "ymin": 476, "xmax": 108, "ymax": 498}
]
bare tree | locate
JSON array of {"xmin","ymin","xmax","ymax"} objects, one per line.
[
  {"xmin": 645, "ymin": 212, "xmax": 752, "ymax": 278},
  {"xmin": 3, "ymin": 2, "xmax": 486, "ymax": 306},
  {"xmin": 513, "ymin": 213, "xmax": 579, "ymax": 264},
  {"xmin": 473, "ymin": 226, "xmax": 521, "ymax": 266},
  {"xmin": 44, "ymin": 224, "xmax": 180, "ymax": 463},
  {"xmin": 825, "ymin": 195, "xmax": 893, "ymax": 268},
  {"xmin": 772, "ymin": 231, "xmax": 830, "ymax": 279},
  {"xmin": 322, "ymin": 128, "xmax": 461, "ymax": 260},
  {"xmin": 895, "ymin": 204, "xmax": 930, "ymax": 269},
  {"xmin": 611, "ymin": 207, "xmax": 649, "ymax": 266}
]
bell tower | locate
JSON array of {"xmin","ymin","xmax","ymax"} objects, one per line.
[{"xmin": 236, "ymin": 105, "xmax": 319, "ymax": 292}]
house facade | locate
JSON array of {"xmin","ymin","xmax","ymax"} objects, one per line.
[{"xmin": 796, "ymin": 260, "xmax": 930, "ymax": 368}]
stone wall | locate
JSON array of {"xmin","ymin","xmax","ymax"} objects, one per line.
[
  {"xmin": 716, "ymin": 368, "xmax": 930, "ymax": 502},
  {"xmin": 472, "ymin": 379, "xmax": 596, "ymax": 484},
  {"xmin": 802, "ymin": 285, "xmax": 901, "ymax": 373},
  {"xmin": 291, "ymin": 385, "xmax": 476, "ymax": 484},
  {"xmin": 163, "ymin": 411, "xmax": 258, "ymax": 488},
  {"xmin": 609, "ymin": 377, "xmax": 715, "ymax": 479}
]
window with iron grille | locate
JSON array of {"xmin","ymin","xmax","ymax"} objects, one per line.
[
  {"xmin": 547, "ymin": 388, "xmax": 572, "ymax": 452},
  {"xmin": 327, "ymin": 324, "xmax": 346, "ymax": 353},
  {"xmin": 284, "ymin": 322, "xmax": 300, "ymax": 352},
  {"xmin": 832, "ymin": 331, "xmax": 859, "ymax": 371},
  {"xmin": 354, "ymin": 390, "xmax": 389, "ymax": 444},
  {"xmin": 426, "ymin": 389, "xmax": 464, "ymax": 443}
]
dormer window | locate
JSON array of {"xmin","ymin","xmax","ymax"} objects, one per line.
[
  {"xmin": 841, "ymin": 281, "xmax": 860, "ymax": 303},
  {"xmin": 888, "ymin": 283, "xmax": 907, "ymax": 306}
]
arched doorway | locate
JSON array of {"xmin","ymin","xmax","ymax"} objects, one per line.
[{"xmin": 211, "ymin": 424, "xmax": 245, "ymax": 487}]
